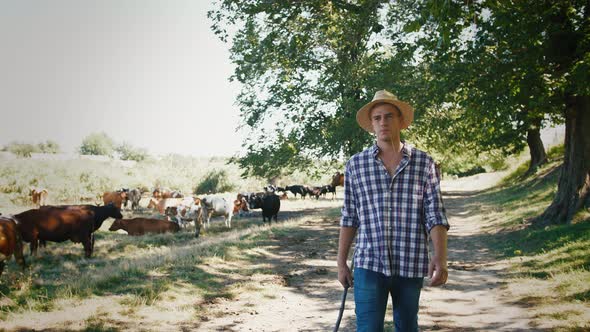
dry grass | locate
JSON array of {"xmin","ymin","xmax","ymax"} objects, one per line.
[{"xmin": 0, "ymin": 195, "xmax": 343, "ymax": 330}]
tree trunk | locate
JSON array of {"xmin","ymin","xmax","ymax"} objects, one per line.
[
  {"xmin": 525, "ymin": 119, "xmax": 547, "ymax": 176},
  {"xmin": 537, "ymin": 95, "xmax": 590, "ymax": 224}
]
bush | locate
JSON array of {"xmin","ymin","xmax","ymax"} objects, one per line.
[
  {"xmin": 115, "ymin": 143, "xmax": 149, "ymax": 162},
  {"xmin": 6, "ymin": 142, "xmax": 38, "ymax": 158},
  {"xmin": 194, "ymin": 170, "xmax": 236, "ymax": 194},
  {"xmin": 79, "ymin": 132, "xmax": 115, "ymax": 156},
  {"xmin": 37, "ymin": 140, "xmax": 60, "ymax": 154}
]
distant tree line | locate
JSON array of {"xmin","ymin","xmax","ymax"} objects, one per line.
[
  {"xmin": 3, "ymin": 133, "xmax": 149, "ymax": 162},
  {"xmin": 2, "ymin": 140, "xmax": 60, "ymax": 157},
  {"xmin": 79, "ymin": 132, "xmax": 149, "ymax": 162}
]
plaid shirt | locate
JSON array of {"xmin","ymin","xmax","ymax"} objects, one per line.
[{"xmin": 340, "ymin": 142, "xmax": 449, "ymax": 278}]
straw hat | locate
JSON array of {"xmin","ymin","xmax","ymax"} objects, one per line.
[{"xmin": 356, "ymin": 89, "xmax": 414, "ymax": 133}]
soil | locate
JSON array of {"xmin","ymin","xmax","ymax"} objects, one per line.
[{"xmin": 195, "ymin": 172, "xmax": 535, "ymax": 331}]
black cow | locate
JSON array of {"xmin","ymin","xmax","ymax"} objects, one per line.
[
  {"xmin": 261, "ymin": 194, "xmax": 280, "ymax": 224},
  {"xmin": 285, "ymin": 185, "xmax": 308, "ymax": 199},
  {"xmin": 247, "ymin": 192, "xmax": 265, "ymax": 210},
  {"xmin": 322, "ymin": 185, "xmax": 336, "ymax": 199}
]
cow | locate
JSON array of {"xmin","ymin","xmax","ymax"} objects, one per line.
[
  {"xmin": 435, "ymin": 162, "xmax": 442, "ymax": 179},
  {"xmin": 127, "ymin": 188, "xmax": 142, "ymax": 210},
  {"xmin": 170, "ymin": 190, "xmax": 183, "ymax": 198},
  {"xmin": 263, "ymin": 185, "xmax": 277, "ymax": 193},
  {"xmin": 164, "ymin": 197, "xmax": 202, "ymax": 228},
  {"xmin": 233, "ymin": 194, "xmax": 250, "ymax": 216},
  {"xmin": 14, "ymin": 204, "xmax": 123, "ymax": 258},
  {"xmin": 0, "ymin": 216, "xmax": 26, "ymax": 276},
  {"xmin": 153, "ymin": 188, "xmax": 183, "ymax": 199},
  {"xmin": 102, "ymin": 191, "xmax": 127, "ymax": 210},
  {"xmin": 261, "ymin": 193, "xmax": 280, "ymax": 224},
  {"xmin": 323, "ymin": 184, "xmax": 336, "ymax": 199},
  {"xmin": 285, "ymin": 185, "xmax": 308, "ymax": 199},
  {"xmin": 109, "ymin": 218, "xmax": 179, "ymax": 236},
  {"xmin": 309, "ymin": 186, "xmax": 324, "ymax": 200},
  {"xmin": 200, "ymin": 196, "xmax": 233, "ymax": 229},
  {"xmin": 246, "ymin": 192, "xmax": 265, "ymax": 209},
  {"xmin": 147, "ymin": 197, "xmax": 183, "ymax": 214},
  {"xmin": 331, "ymin": 172, "xmax": 344, "ymax": 187},
  {"xmin": 30, "ymin": 187, "xmax": 48, "ymax": 207}
]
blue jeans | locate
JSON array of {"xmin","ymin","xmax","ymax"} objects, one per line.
[{"xmin": 354, "ymin": 268, "xmax": 423, "ymax": 332}]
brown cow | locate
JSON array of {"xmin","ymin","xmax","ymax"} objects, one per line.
[
  {"xmin": 233, "ymin": 195, "xmax": 250, "ymax": 216},
  {"xmin": 331, "ymin": 172, "xmax": 344, "ymax": 187},
  {"xmin": 30, "ymin": 187, "xmax": 48, "ymax": 207},
  {"xmin": 147, "ymin": 197, "xmax": 183, "ymax": 214},
  {"xmin": 153, "ymin": 188, "xmax": 183, "ymax": 199},
  {"xmin": 14, "ymin": 204, "xmax": 123, "ymax": 258},
  {"xmin": 0, "ymin": 216, "xmax": 26, "ymax": 276},
  {"xmin": 102, "ymin": 191, "xmax": 127, "ymax": 210},
  {"xmin": 109, "ymin": 218, "xmax": 179, "ymax": 236}
]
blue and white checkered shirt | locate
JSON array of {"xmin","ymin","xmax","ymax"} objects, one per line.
[{"xmin": 340, "ymin": 142, "xmax": 449, "ymax": 278}]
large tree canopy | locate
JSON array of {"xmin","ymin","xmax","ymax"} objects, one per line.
[
  {"xmin": 400, "ymin": 0, "xmax": 589, "ymax": 223},
  {"xmin": 210, "ymin": 0, "xmax": 394, "ymax": 179},
  {"xmin": 211, "ymin": 0, "xmax": 589, "ymax": 222}
]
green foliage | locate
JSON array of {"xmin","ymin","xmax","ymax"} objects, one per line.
[
  {"xmin": 79, "ymin": 132, "xmax": 115, "ymax": 156},
  {"xmin": 547, "ymin": 144, "xmax": 565, "ymax": 160},
  {"xmin": 115, "ymin": 142, "xmax": 149, "ymax": 162},
  {"xmin": 212, "ymin": 0, "xmax": 590, "ymax": 185},
  {"xmin": 209, "ymin": 0, "xmax": 389, "ymax": 178},
  {"xmin": 5, "ymin": 142, "xmax": 38, "ymax": 158},
  {"xmin": 3, "ymin": 140, "xmax": 61, "ymax": 157},
  {"xmin": 194, "ymin": 169, "xmax": 236, "ymax": 194},
  {"xmin": 37, "ymin": 140, "xmax": 60, "ymax": 154}
]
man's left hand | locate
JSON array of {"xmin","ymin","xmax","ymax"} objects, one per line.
[{"xmin": 428, "ymin": 255, "xmax": 448, "ymax": 286}]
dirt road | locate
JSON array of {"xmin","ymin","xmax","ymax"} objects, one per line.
[{"xmin": 198, "ymin": 173, "xmax": 536, "ymax": 331}]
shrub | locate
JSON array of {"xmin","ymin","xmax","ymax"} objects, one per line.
[
  {"xmin": 115, "ymin": 143, "xmax": 149, "ymax": 162},
  {"xmin": 37, "ymin": 140, "xmax": 60, "ymax": 154},
  {"xmin": 79, "ymin": 132, "xmax": 115, "ymax": 156},
  {"xmin": 195, "ymin": 170, "xmax": 236, "ymax": 194},
  {"xmin": 6, "ymin": 142, "xmax": 38, "ymax": 158}
]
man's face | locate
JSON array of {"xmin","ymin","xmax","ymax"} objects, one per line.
[{"xmin": 370, "ymin": 103, "xmax": 402, "ymax": 141}]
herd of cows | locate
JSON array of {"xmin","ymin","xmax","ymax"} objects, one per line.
[{"xmin": 0, "ymin": 172, "xmax": 345, "ymax": 277}]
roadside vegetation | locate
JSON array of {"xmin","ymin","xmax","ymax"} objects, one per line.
[
  {"xmin": 0, "ymin": 152, "xmax": 338, "ymax": 211},
  {"xmin": 471, "ymin": 144, "xmax": 590, "ymax": 330}
]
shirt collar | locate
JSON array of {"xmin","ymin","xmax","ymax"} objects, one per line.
[{"xmin": 371, "ymin": 141, "xmax": 413, "ymax": 159}]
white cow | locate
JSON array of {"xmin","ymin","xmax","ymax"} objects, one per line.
[{"xmin": 200, "ymin": 196, "xmax": 233, "ymax": 229}]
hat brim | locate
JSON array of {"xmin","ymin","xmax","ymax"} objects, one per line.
[{"xmin": 356, "ymin": 99, "xmax": 414, "ymax": 133}]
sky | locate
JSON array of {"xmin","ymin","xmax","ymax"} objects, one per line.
[{"xmin": 0, "ymin": 0, "xmax": 244, "ymax": 157}]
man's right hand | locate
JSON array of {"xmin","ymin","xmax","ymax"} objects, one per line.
[{"xmin": 338, "ymin": 264, "xmax": 353, "ymax": 288}]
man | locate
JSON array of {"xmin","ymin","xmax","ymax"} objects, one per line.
[{"xmin": 337, "ymin": 89, "xmax": 449, "ymax": 332}]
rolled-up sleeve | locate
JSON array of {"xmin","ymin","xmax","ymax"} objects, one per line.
[
  {"xmin": 424, "ymin": 160, "xmax": 450, "ymax": 233},
  {"xmin": 340, "ymin": 160, "xmax": 359, "ymax": 228}
]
